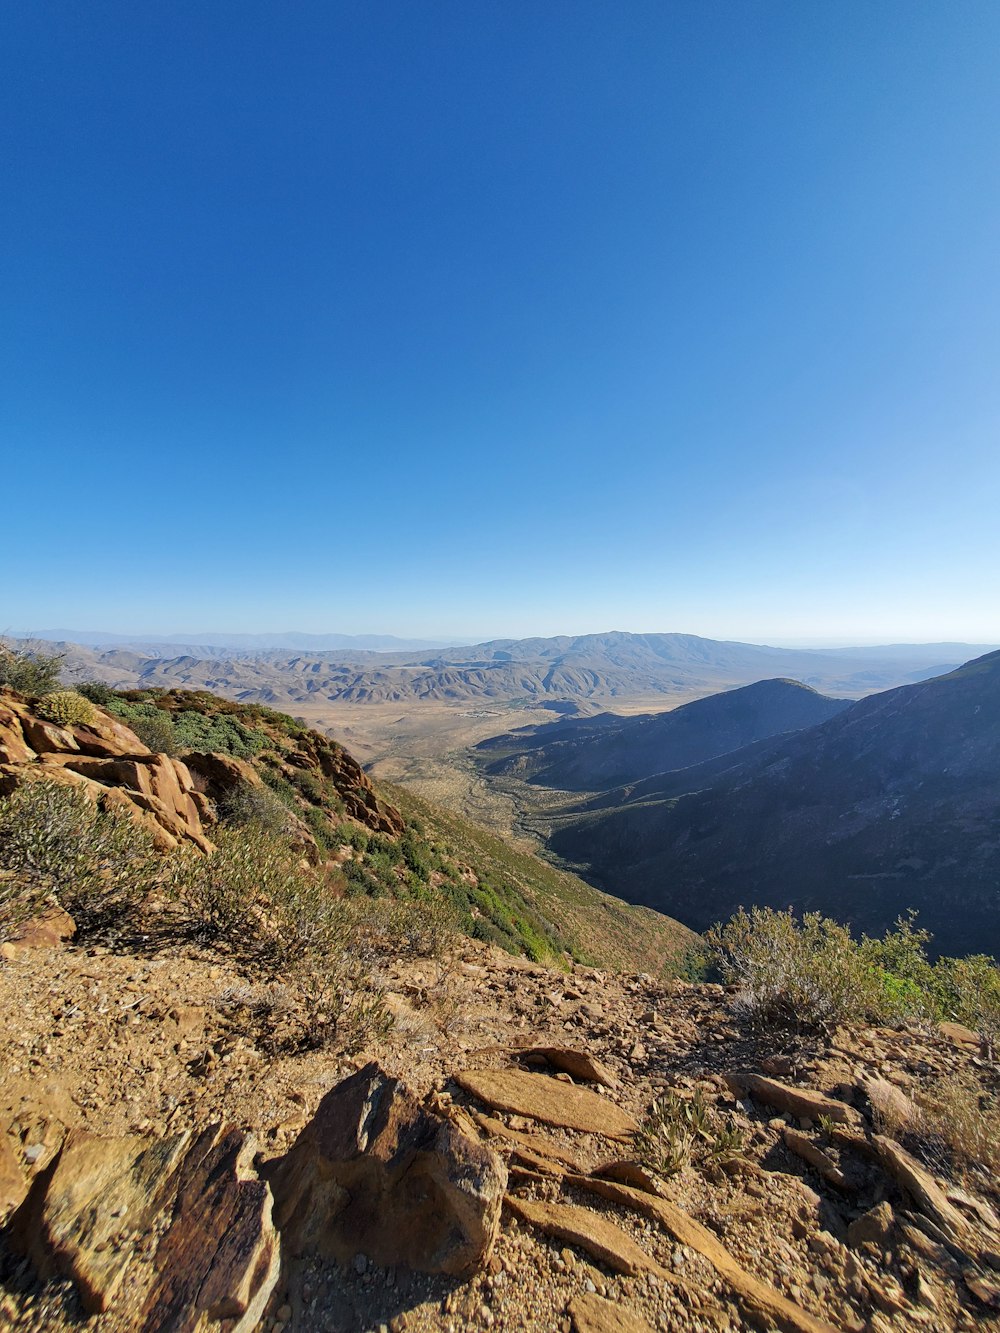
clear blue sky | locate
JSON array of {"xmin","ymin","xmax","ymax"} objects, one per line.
[{"xmin": 4, "ymin": 2, "xmax": 999, "ymax": 644}]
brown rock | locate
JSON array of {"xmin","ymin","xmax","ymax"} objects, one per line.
[
  {"xmin": 20, "ymin": 716, "xmax": 80, "ymax": 755},
  {"xmin": 470, "ymin": 1112, "xmax": 589, "ymax": 1172},
  {"xmin": 15, "ymin": 1124, "xmax": 279, "ymax": 1330},
  {"xmin": 140, "ymin": 1126, "xmax": 280, "ymax": 1333},
  {"xmin": 938, "ymin": 1020, "xmax": 980, "ymax": 1051},
  {"xmin": 455, "ymin": 1069, "xmax": 637, "ymax": 1138},
  {"xmin": 872, "ymin": 1134, "xmax": 974, "ymax": 1244},
  {"xmin": 569, "ymin": 1291, "xmax": 655, "ymax": 1332},
  {"xmin": 726, "ymin": 1071, "xmax": 861, "ymax": 1125},
  {"xmin": 847, "ymin": 1202, "xmax": 895, "ymax": 1249},
  {"xmin": 523, "ymin": 1046, "xmax": 618, "ymax": 1089},
  {"xmin": 591, "ymin": 1160, "xmax": 667, "ymax": 1196},
  {"xmin": 504, "ymin": 1196, "xmax": 670, "ymax": 1278},
  {"xmin": 70, "ymin": 713, "xmax": 149, "ymax": 757},
  {"xmin": 269, "ymin": 1062, "xmax": 506, "ymax": 1277},
  {"xmin": 0, "ymin": 1131, "xmax": 26, "ymax": 1220},
  {"xmin": 783, "ymin": 1128, "xmax": 850, "ymax": 1191},
  {"xmin": 19, "ymin": 1127, "xmax": 193, "ymax": 1312}
]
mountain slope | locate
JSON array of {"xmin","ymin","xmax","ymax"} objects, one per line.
[
  {"xmin": 40, "ymin": 631, "xmax": 995, "ymax": 708},
  {"xmin": 476, "ymin": 678, "xmax": 850, "ymax": 792},
  {"xmin": 547, "ymin": 652, "xmax": 1000, "ymax": 958}
]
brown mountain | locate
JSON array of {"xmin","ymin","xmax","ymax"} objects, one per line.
[
  {"xmin": 476, "ymin": 678, "xmax": 850, "ymax": 792},
  {"xmin": 40, "ymin": 631, "xmax": 990, "ymax": 708},
  {"xmin": 546, "ymin": 652, "xmax": 1000, "ymax": 958}
]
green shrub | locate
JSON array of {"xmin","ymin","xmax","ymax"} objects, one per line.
[
  {"xmin": 35, "ymin": 690, "xmax": 97, "ymax": 728},
  {"xmin": 0, "ymin": 645, "xmax": 64, "ymax": 696},
  {"xmin": 130, "ymin": 711, "xmax": 179, "ymax": 755},
  {"xmin": 0, "ymin": 780, "xmax": 158, "ymax": 934},
  {"xmin": 707, "ymin": 906, "xmax": 1000, "ymax": 1037},
  {"xmin": 216, "ymin": 781, "xmax": 295, "ymax": 836},
  {"xmin": 75, "ymin": 680, "xmax": 117, "ymax": 706}
]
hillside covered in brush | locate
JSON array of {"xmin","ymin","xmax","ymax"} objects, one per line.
[{"xmin": 0, "ymin": 670, "xmax": 694, "ymax": 974}]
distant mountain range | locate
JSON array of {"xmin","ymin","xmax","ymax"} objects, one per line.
[
  {"xmin": 543, "ymin": 651, "xmax": 1000, "ymax": 958},
  {"xmin": 476, "ymin": 678, "xmax": 851, "ymax": 791},
  {"xmin": 10, "ymin": 629, "xmax": 467, "ymax": 653},
  {"xmin": 18, "ymin": 630, "xmax": 998, "ymax": 707}
]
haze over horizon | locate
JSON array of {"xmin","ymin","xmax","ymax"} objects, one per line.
[{"xmin": 5, "ymin": 3, "xmax": 999, "ymax": 642}]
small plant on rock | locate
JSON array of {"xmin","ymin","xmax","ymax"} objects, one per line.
[
  {"xmin": 635, "ymin": 1088, "xmax": 747, "ymax": 1178},
  {"xmin": 35, "ymin": 690, "xmax": 97, "ymax": 728}
]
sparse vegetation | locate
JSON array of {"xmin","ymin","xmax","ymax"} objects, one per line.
[
  {"xmin": 635, "ymin": 1088, "xmax": 747, "ymax": 1178},
  {"xmin": 0, "ymin": 780, "xmax": 158, "ymax": 935},
  {"xmin": 707, "ymin": 906, "xmax": 1000, "ymax": 1042},
  {"xmin": 0, "ymin": 643, "xmax": 65, "ymax": 696}
]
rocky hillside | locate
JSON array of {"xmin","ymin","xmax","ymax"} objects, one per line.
[
  {"xmin": 0, "ymin": 683, "xmax": 693, "ymax": 974},
  {"xmin": 477, "ymin": 679, "xmax": 850, "ymax": 793},
  {"xmin": 42, "ymin": 632, "xmax": 989, "ymax": 709},
  {"xmin": 546, "ymin": 652, "xmax": 1000, "ymax": 959},
  {"xmin": 0, "ymin": 905, "xmax": 998, "ymax": 1331}
]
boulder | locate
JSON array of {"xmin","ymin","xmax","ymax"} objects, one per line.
[
  {"xmin": 569, "ymin": 1291, "xmax": 655, "ymax": 1333},
  {"xmin": 0, "ymin": 1131, "xmax": 27, "ymax": 1220},
  {"xmin": 13, "ymin": 1124, "xmax": 279, "ymax": 1331},
  {"xmin": 268, "ymin": 1061, "xmax": 506, "ymax": 1277},
  {"xmin": 522, "ymin": 1046, "xmax": 618, "ymax": 1088},
  {"xmin": 0, "ymin": 906, "xmax": 76, "ymax": 962}
]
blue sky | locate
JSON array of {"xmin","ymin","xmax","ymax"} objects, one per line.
[{"xmin": 4, "ymin": 2, "xmax": 999, "ymax": 644}]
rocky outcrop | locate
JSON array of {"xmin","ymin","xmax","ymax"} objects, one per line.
[
  {"xmin": 268, "ymin": 1061, "xmax": 506, "ymax": 1277},
  {"xmin": 11, "ymin": 1124, "xmax": 279, "ymax": 1329},
  {"xmin": 0, "ymin": 688, "xmax": 212, "ymax": 853}
]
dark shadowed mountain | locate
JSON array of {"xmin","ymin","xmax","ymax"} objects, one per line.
[
  {"xmin": 29, "ymin": 631, "xmax": 995, "ymax": 708},
  {"xmin": 475, "ymin": 678, "xmax": 851, "ymax": 792},
  {"xmin": 546, "ymin": 652, "xmax": 1000, "ymax": 958}
]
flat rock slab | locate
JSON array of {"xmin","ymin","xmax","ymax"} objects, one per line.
[
  {"xmin": 568, "ymin": 1175, "xmax": 839, "ymax": 1333},
  {"xmin": 456, "ymin": 1069, "xmax": 637, "ymax": 1138},
  {"xmin": 569, "ymin": 1291, "xmax": 654, "ymax": 1333},
  {"xmin": 523, "ymin": 1047, "xmax": 618, "ymax": 1089},
  {"xmin": 470, "ymin": 1112, "xmax": 589, "ymax": 1172},
  {"xmin": 727, "ymin": 1071, "xmax": 861, "ymax": 1126},
  {"xmin": 505, "ymin": 1196, "xmax": 669, "ymax": 1278}
]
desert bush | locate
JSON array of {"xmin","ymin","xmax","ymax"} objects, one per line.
[
  {"xmin": 635, "ymin": 1088, "xmax": 747, "ymax": 1178},
  {"xmin": 35, "ymin": 690, "xmax": 97, "ymax": 728},
  {"xmin": 0, "ymin": 780, "xmax": 158, "ymax": 934},
  {"xmin": 707, "ymin": 906, "xmax": 1000, "ymax": 1037},
  {"xmin": 707, "ymin": 908, "xmax": 940, "ymax": 1029},
  {"xmin": 0, "ymin": 644, "xmax": 63, "ymax": 695},
  {"xmin": 914, "ymin": 1073, "xmax": 1000, "ymax": 1175},
  {"xmin": 75, "ymin": 680, "xmax": 117, "ymax": 706},
  {"xmin": 931, "ymin": 953, "xmax": 1000, "ymax": 1054},
  {"xmin": 217, "ymin": 781, "xmax": 297, "ymax": 837}
]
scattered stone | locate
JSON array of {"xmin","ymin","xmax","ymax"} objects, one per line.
[
  {"xmin": 567, "ymin": 1174, "xmax": 838, "ymax": 1333},
  {"xmin": 455, "ymin": 1069, "xmax": 637, "ymax": 1138},
  {"xmin": 269, "ymin": 1062, "xmax": 506, "ymax": 1276}
]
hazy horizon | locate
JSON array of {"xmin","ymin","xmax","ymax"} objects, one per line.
[{"xmin": 7, "ymin": 624, "xmax": 998, "ymax": 656}]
